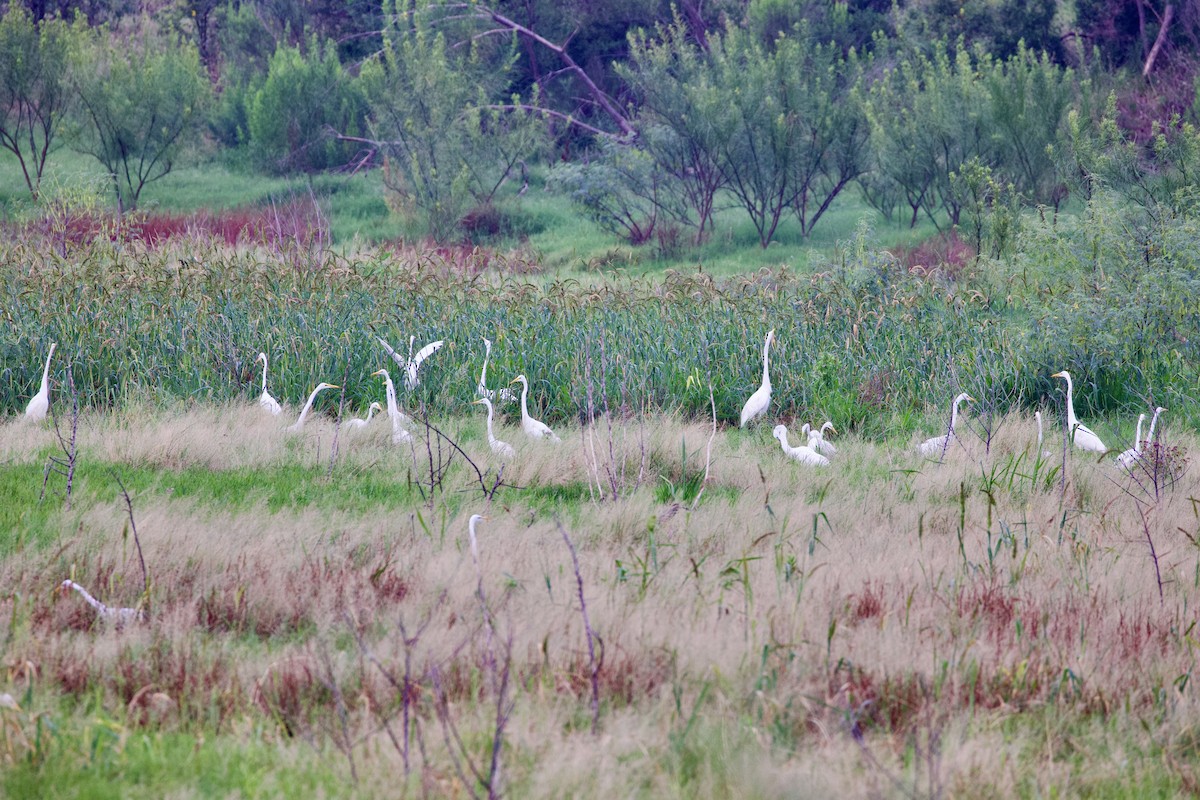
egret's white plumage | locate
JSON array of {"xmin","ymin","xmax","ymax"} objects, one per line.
[
  {"xmin": 918, "ymin": 392, "xmax": 974, "ymax": 457},
  {"xmin": 467, "ymin": 514, "xmax": 487, "ymax": 561},
  {"xmin": 346, "ymin": 401, "xmax": 383, "ymax": 429},
  {"xmin": 372, "ymin": 368, "xmax": 413, "ymax": 443},
  {"xmin": 511, "ymin": 375, "xmax": 560, "ymax": 442},
  {"xmin": 810, "ymin": 421, "xmax": 838, "ymax": 455},
  {"xmin": 1145, "ymin": 406, "xmax": 1165, "ymax": 448},
  {"xmin": 473, "ymin": 397, "xmax": 516, "ymax": 460},
  {"xmin": 60, "ymin": 580, "xmax": 143, "ymax": 627},
  {"xmin": 1051, "ymin": 371, "xmax": 1107, "ymax": 453},
  {"xmin": 739, "ymin": 329, "xmax": 774, "ymax": 427},
  {"xmin": 255, "ymin": 352, "xmax": 283, "ymax": 416},
  {"xmin": 287, "ymin": 382, "xmax": 339, "ymax": 432},
  {"xmin": 1116, "ymin": 413, "xmax": 1146, "ymax": 471},
  {"xmin": 378, "ymin": 336, "xmax": 444, "ymax": 391},
  {"xmin": 773, "ymin": 424, "xmax": 830, "ymax": 466},
  {"xmin": 477, "ymin": 337, "xmax": 516, "ymax": 403},
  {"xmin": 23, "ymin": 342, "xmax": 56, "ymax": 421}
]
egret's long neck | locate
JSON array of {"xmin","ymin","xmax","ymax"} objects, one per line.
[
  {"xmin": 949, "ymin": 398, "xmax": 961, "ymax": 431},
  {"xmin": 480, "ymin": 345, "xmax": 490, "ymax": 389},
  {"xmin": 383, "ymin": 375, "xmax": 398, "ymax": 417},
  {"xmin": 1147, "ymin": 409, "xmax": 1161, "ymax": 443},
  {"xmin": 485, "ymin": 402, "xmax": 495, "ymax": 440},
  {"xmin": 1036, "ymin": 412, "xmax": 1043, "ymax": 445},
  {"xmin": 260, "ymin": 358, "xmax": 269, "ymax": 392},
  {"xmin": 67, "ymin": 582, "xmax": 103, "ymax": 612},
  {"xmin": 1134, "ymin": 416, "xmax": 1144, "ymax": 450},
  {"xmin": 366, "ymin": 405, "xmax": 376, "ymax": 422},
  {"xmin": 1064, "ymin": 378, "xmax": 1078, "ymax": 429},
  {"xmin": 520, "ymin": 381, "xmax": 530, "ymax": 421},
  {"xmin": 761, "ymin": 338, "xmax": 771, "ymax": 388},
  {"xmin": 296, "ymin": 388, "xmax": 319, "ymax": 426},
  {"xmin": 41, "ymin": 346, "xmax": 54, "ymax": 388}
]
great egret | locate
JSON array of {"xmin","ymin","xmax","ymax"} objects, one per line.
[
  {"xmin": 810, "ymin": 421, "xmax": 837, "ymax": 455},
  {"xmin": 59, "ymin": 580, "xmax": 143, "ymax": 627},
  {"xmin": 23, "ymin": 342, "xmax": 56, "ymax": 421},
  {"xmin": 346, "ymin": 401, "xmax": 383, "ymax": 429},
  {"xmin": 371, "ymin": 368, "xmax": 413, "ymax": 444},
  {"xmin": 477, "ymin": 337, "xmax": 516, "ymax": 403},
  {"xmin": 1050, "ymin": 371, "xmax": 1107, "ymax": 453},
  {"xmin": 473, "ymin": 397, "xmax": 516, "ymax": 460},
  {"xmin": 254, "ymin": 353, "xmax": 283, "ymax": 416},
  {"xmin": 917, "ymin": 392, "xmax": 974, "ymax": 457},
  {"xmin": 468, "ymin": 513, "xmax": 488, "ymax": 561},
  {"xmin": 378, "ymin": 336, "xmax": 444, "ymax": 391},
  {"xmin": 773, "ymin": 425, "xmax": 830, "ymax": 466},
  {"xmin": 1145, "ymin": 406, "xmax": 1166, "ymax": 447},
  {"xmin": 510, "ymin": 375, "xmax": 560, "ymax": 442},
  {"xmin": 739, "ymin": 329, "xmax": 775, "ymax": 427},
  {"xmin": 1116, "ymin": 413, "xmax": 1146, "ymax": 470},
  {"xmin": 287, "ymin": 382, "xmax": 339, "ymax": 432}
]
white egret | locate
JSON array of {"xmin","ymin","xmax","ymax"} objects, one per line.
[
  {"xmin": 23, "ymin": 342, "xmax": 56, "ymax": 422},
  {"xmin": 773, "ymin": 424, "xmax": 830, "ymax": 466},
  {"xmin": 1145, "ymin": 406, "xmax": 1165, "ymax": 447},
  {"xmin": 59, "ymin": 580, "xmax": 143, "ymax": 627},
  {"xmin": 917, "ymin": 392, "xmax": 974, "ymax": 457},
  {"xmin": 1050, "ymin": 371, "xmax": 1107, "ymax": 453},
  {"xmin": 378, "ymin": 336, "xmax": 444, "ymax": 391},
  {"xmin": 473, "ymin": 397, "xmax": 516, "ymax": 460},
  {"xmin": 287, "ymin": 382, "xmax": 339, "ymax": 432},
  {"xmin": 467, "ymin": 513, "xmax": 488, "ymax": 561},
  {"xmin": 477, "ymin": 337, "xmax": 516, "ymax": 403},
  {"xmin": 510, "ymin": 375, "xmax": 561, "ymax": 442},
  {"xmin": 739, "ymin": 329, "xmax": 775, "ymax": 427},
  {"xmin": 345, "ymin": 401, "xmax": 383, "ymax": 429},
  {"xmin": 810, "ymin": 421, "xmax": 838, "ymax": 455},
  {"xmin": 254, "ymin": 352, "xmax": 283, "ymax": 416},
  {"xmin": 372, "ymin": 368, "xmax": 413, "ymax": 444},
  {"xmin": 1116, "ymin": 413, "xmax": 1146, "ymax": 471}
]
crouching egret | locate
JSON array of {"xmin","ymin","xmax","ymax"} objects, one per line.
[
  {"xmin": 1051, "ymin": 371, "xmax": 1106, "ymax": 453},
  {"xmin": 287, "ymin": 382, "xmax": 339, "ymax": 432},
  {"xmin": 739, "ymin": 329, "xmax": 774, "ymax": 427},
  {"xmin": 773, "ymin": 425, "xmax": 830, "ymax": 466},
  {"xmin": 23, "ymin": 342, "xmax": 56, "ymax": 422},
  {"xmin": 255, "ymin": 353, "xmax": 283, "ymax": 415},
  {"xmin": 477, "ymin": 337, "xmax": 516, "ymax": 403},
  {"xmin": 60, "ymin": 580, "xmax": 143, "ymax": 627},
  {"xmin": 510, "ymin": 375, "xmax": 561, "ymax": 442},
  {"xmin": 809, "ymin": 421, "xmax": 837, "ymax": 455},
  {"xmin": 473, "ymin": 397, "xmax": 516, "ymax": 460},
  {"xmin": 378, "ymin": 336, "xmax": 444, "ymax": 391},
  {"xmin": 1116, "ymin": 413, "xmax": 1146, "ymax": 471},
  {"xmin": 918, "ymin": 392, "xmax": 974, "ymax": 457},
  {"xmin": 372, "ymin": 368, "xmax": 413, "ymax": 444},
  {"xmin": 346, "ymin": 402, "xmax": 383, "ymax": 429}
]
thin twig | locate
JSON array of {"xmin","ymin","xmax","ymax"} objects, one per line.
[{"xmin": 559, "ymin": 521, "xmax": 600, "ymax": 734}]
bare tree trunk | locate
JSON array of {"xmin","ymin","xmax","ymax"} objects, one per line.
[{"xmin": 1143, "ymin": 4, "xmax": 1176, "ymax": 76}]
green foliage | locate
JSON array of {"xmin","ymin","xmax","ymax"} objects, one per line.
[
  {"xmin": 546, "ymin": 138, "xmax": 664, "ymax": 245},
  {"xmin": 247, "ymin": 37, "xmax": 367, "ymax": 174}
]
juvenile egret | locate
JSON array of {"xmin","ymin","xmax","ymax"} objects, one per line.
[
  {"xmin": 773, "ymin": 424, "xmax": 830, "ymax": 466},
  {"xmin": 371, "ymin": 368, "xmax": 413, "ymax": 443},
  {"xmin": 810, "ymin": 421, "xmax": 838, "ymax": 455},
  {"xmin": 917, "ymin": 392, "xmax": 974, "ymax": 457},
  {"xmin": 1116, "ymin": 413, "xmax": 1146, "ymax": 471},
  {"xmin": 378, "ymin": 336, "xmax": 444, "ymax": 391},
  {"xmin": 510, "ymin": 375, "xmax": 561, "ymax": 442},
  {"xmin": 254, "ymin": 353, "xmax": 283, "ymax": 416},
  {"xmin": 287, "ymin": 382, "xmax": 339, "ymax": 432},
  {"xmin": 1050, "ymin": 371, "xmax": 1107, "ymax": 453},
  {"xmin": 23, "ymin": 342, "xmax": 56, "ymax": 421},
  {"xmin": 739, "ymin": 329, "xmax": 775, "ymax": 427},
  {"xmin": 473, "ymin": 397, "xmax": 516, "ymax": 460},
  {"xmin": 477, "ymin": 337, "xmax": 516, "ymax": 403},
  {"xmin": 59, "ymin": 580, "xmax": 143, "ymax": 627},
  {"xmin": 346, "ymin": 401, "xmax": 383, "ymax": 429}
]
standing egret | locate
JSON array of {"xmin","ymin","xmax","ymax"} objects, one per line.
[
  {"xmin": 510, "ymin": 375, "xmax": 561, "ymax": 442},
  {"xmin": 477, "ymin": 337, "xmax": 516, "ymax": 403},
  {"xmin": 254, "ymin": 353, "xmax": 283, "ymax": 416},
  {"xmin": 371, "ymin": 368, "xmax": 413, "ymax": 443},
  {"xmin": 1116, "ymin": 413, "xmax": 1147, "ymax": 471},
  {"xmin": 1144, "ymin": 406, "xmax": 1166, "ymax": 447},
  {"xmin": 739, "ymin": 329, "xmax": 775, "ymax": 427},
  {"xmin": 378, "ymin": 336, "xmax": 444, "ymax": 391},
  {"xmin": 773, "ymin": 425, "xmax": 830, "ymax": 466},
  {"xmin": 917, "ymin": 392, "xmax": 974, "ymax": 457},
  {"xmin": 287, "ymin": 382, "xmax": 339, "ymax": 432},
  {"xmin": 1050, "ymin": 371, "xmax": 1107, "ymax": 453},
  {"xmin": 473, "ymin": 397, "xmax": 516, "ymax": 460},
  {"xmin": 59, "ymin": 580, "xmax": 143, "ymax": 627},
  {"xmin": 23, "ymin": 342, "xmax": 56, "ymax": 421},
  {"xmin": 346, "ymin": 401, "xmax": 383, "ymax": 429},
  {"xmin": 810, "ymin": 421, "xmax": 837, "ymax": 455},
  {"xmin": 467, "ymin": 514, "xmax": 487, "ymax": 561}
]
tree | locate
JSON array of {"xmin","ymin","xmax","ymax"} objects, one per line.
[
  {"xmin": 71, "ymin": 24, "xmax": 210, "ymax": 213},
  {"xmin": 0, "ymin": 6, "xmax": 80, "ymax": 201}
]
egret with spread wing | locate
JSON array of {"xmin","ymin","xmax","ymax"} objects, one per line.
[{"xmin": 378, "ymin": 336, "xmax": 444, "ymax": 391}]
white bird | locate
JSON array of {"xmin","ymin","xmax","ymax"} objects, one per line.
[
  {"xmin": 809, "ymin": 420, "xmax": 838, "ymax": 455},
  {"xmin": 1144, "ymin": 406, "xmax": 1165, "ymax": 448},
  {"xmin": 287, "ymin": 382, "xmax": 339, "ymax": 432},
  {"xmin": 59, "ymin": 580, "xmax": 143, "ymax": 627},
  {"xmin": 917, "ymin": 392, "xmax": 974, "ymax": 457},
  {"xmin": 739, "ymin": 329, "xmax": 774, "ymax": 427},
  {"xmin": 23, "ymin": 342, "xmax": 56, "ymax": 421},
  {"xmin": 345, "ymin": 401, "xmax": 383, "ymax": 429},
  {"xmin": 510, "ymin": 375, "xmax": 560, "ymax": 442},
  {"xmin": 1116, "ymin": 412, "xmax": 1147, "ymax": 471},
  {"xmin": 372, "ymin": 368, "xmax": 413, "ymax": 444},
  {"xmin": 255, "ymin": 352, "xmax": 283, "ymax": 416},
  {"xmin": 773, "ymin": 424, "xmax": 830, "ymax": 466},
  {"xmin": 1051, "ymin": 371, "xmax": 1107, "ymax": 453},
  {"xmin": 467, "ymin": 513, "xmax": 487, "ymax": 561},
  {"xmin": 378, "ymin": 336, "xmax": 444, "ymax": 391},
  {"xmin": 477, "ymin": 337, "xmax": 516, "ymax": 403},
  {"xmin": 473, "ymin": 397, "xmax": 516, "ymax": 460}
]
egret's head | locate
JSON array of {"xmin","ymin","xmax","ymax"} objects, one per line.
[
  {"xmin": 1156, "ymin": 406, "xmax": 1167, "ymax": 414},
  {"xmin": 822, "ymin": 421, "xmax": 837, "ymax": 435},
  {"xmin": 371, "ymin": 368, "xmax": 388, "ymax": 378},
  {"xmin": 316, "ymin": 383, "xmax": 340, "ymax": 391},
  {"xmin": 256, "ymin": 352, "xmax": 267, "ymax": 364},
  {"xmin": 472, "ymin": 397, "xmax": 491, "ymax": 408},
  {"xmin": 1051, "ymin": 370, "xmax": 1068, "ymax": 380},
  {"xmin": 510, "ymin": 375, "xmax": 527, "ymax": 386},
  {"xmin": 483, "ymin": 337, "xmax": 492, "ymax": 350},
  {"xmin": 772, "ymin": 424, "xmax": 787, "ymax": 441},
  {"xmin": 370, "ymin": 402, "xmax": 383, "ymax": 412}
]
